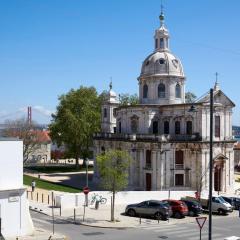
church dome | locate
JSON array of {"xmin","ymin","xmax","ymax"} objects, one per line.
[{"xmin": 140, "ymin": 51, "xmax": 184, "ymax": 77}]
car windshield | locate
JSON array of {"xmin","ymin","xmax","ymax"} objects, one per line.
[
  {"xmin": 161, "ymin": 202, "xmax": 170, "ymax": 208},
  {"xmin": 217, "ymin": 196, "xmax": 227, "ymax": 204}
]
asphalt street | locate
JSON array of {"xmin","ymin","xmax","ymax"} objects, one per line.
[{"xmin": 31, "ymin": 211, "xmax": 240, "ymax": 240}]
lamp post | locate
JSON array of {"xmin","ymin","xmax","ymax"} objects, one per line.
[
  {"xmin": 208, "ymin": 88, "xmax": 214, "ymax": 240},
  {"xmin": 188, "ymin": 88, "xmax": 214, "ymax": 240},
  {"xmin": 86, "ymin": 158, "xmax": 89, "ymax": 188}
]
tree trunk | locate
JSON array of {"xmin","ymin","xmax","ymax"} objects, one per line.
[
  {"xmin": 111, "ymin": 191, "xmax": 115, "ymax": 222},
  {"xmin": 75, "ymin": 155, "xmax": 80, "ymax": 169}
]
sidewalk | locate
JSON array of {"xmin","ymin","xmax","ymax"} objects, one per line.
[{"xmin": 6, "ymin": 229, "xmax": 66, "ymax": 240}]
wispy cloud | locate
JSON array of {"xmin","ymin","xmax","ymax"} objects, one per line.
[{"xmin": 32, "ymin": 106, "xmax": 54, "ymax": 117}]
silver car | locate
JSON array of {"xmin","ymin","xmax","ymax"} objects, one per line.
[{"xmin": 125, "ymin": 200, "xmax": 172, "ymax": 220}]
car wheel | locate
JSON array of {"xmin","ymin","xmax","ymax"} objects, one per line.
[
  {"xmin": 174, "ymin": 212, "xmax": 182, "ymax": 219},
  {"xmin": 154, "ymin": 212, "xmax": 164, "ymax": 220},
  {"xmin": 218, "ymin": 208, "xmax": 226, "ymax": 215},
  {"xmin": 188, "ymin": 210, "xmax": 195, "ymax": 217},
  {"xmin": 127, "ymin": 209, "xmax": 136, "ymax": 217}
]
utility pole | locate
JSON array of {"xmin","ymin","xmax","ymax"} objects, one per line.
[{"xmin": 208, "ymin": 88, "xmax": 214, "ymax": 240}]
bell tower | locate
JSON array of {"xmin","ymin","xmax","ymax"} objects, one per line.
[{"xmin": 101, "ymin": 81, "xmax": 119, "ymax": 133}]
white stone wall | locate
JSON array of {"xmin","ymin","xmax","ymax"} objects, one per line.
[{"xmin": 0, "ymin": 139, "xmax": 34, "ymax": 238}]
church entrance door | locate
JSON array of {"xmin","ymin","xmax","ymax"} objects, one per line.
[
  {"xmin": 146, "ymin": 173, "xmax": 152, "ymax": 191},
  {"xmin": 214, "ymin": 166, "xmax": 222, "ymax": 192}
]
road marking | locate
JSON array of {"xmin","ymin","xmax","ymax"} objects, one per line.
[
  {"xmin": 140, "ymin": 225, "xmax": 188, "ymax": 231},
  {"xmin": 155, "ymin": 228, "xmax": 196, "ymax": 235},
  {"xmin": 187, "ymin": 233, "xmax": 222, "ymax": 240}
]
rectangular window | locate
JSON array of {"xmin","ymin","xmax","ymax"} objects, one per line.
[
  {"xmin": 104, "ymin": 108, "xmax": 107, "ymax": 118},
  {"xmin": 186, "ymin": 121, "xmax": 192, "ymax": 135},
  {"xmin": 215, "ymin": 116, "xmax": 220, "ymax": 137},
  {"xmin": 175, "ymin": 174, "xmax": 184, "ymax": 186},
  {"xmin": 175, "ymin": 150, "xmax": 184, "ymax": 169},
  {"xmin": 146, "ymin": 150, "xmax": 151, "ymax": 168}
]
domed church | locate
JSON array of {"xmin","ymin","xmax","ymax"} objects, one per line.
[{"xmin": 93, "ymin": 10, "xmax": 236, "ymax": 193}]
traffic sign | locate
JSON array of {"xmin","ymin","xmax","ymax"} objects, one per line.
[
  {"xmin": 196, "ymin": 217, "xmax": 207, "ymax": 229},
  {"xmin": 83, "ymin": 187, "xmax": 90, "ymax": 195}
]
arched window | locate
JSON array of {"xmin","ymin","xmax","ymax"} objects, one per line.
[
  {"xmin": 131, "ymin": 116, "xmax": 139, "ymax": 133},
  {"xmin": 164, "ymin": 121, "xmax": 169, "ymax": 134},
  {"xmin": 186, "ymin": 121, "xmax": 192, "ymax": 135},
  {"xmin": 175, "ymin": 121, "xmax": 181, "ymax": 135},
  {"xmin": 153, "ymin": 121, "xmax": 158, "ymax": 134},
  {"xmin": 118, "ymin": 121, "xmax": 121, "ymax": 134},
  {"xmin": 158, "ymin": 83, "xmax": 165, "ymax": 98},
  {"xmin": 160, "ymin": 38, "xmax": 164, "ymax": 49},
  {"xmin": 155, "ymin": 39, "xmax": 158, "ymax": 49},
  {"xmin": 175, "ymin": 83, "xmax": 181, "ymax": 98},
  {"xmin": 143, "ymin": 84, "xmax": 148, "ymax": 99}
]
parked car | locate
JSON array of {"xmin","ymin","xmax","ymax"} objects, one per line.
[
  {"xmin": 185, "ymin": 196, "xmax": 233, "ymax": 215},
  {"xmin": 162, "ymin": 199, "xmax": 188, "ymax": 218},
  {"xmin": 181, "ymin": 199, "xmax": 203, "ymax": 217},
  {"xmin": 125, "ymin": 200, "xmax": 172, "ymax": 220},
  {"xmin": 221, "ymin": 196, "xmax": 240, "ymax": 210}
]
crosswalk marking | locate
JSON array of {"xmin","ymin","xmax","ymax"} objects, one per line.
[{"xmin": 138, "ymin": 222, "xmax": 225, "ymax": 240}]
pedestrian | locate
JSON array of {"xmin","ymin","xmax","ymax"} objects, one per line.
[{"xmin": 31, "ymin": 180, "xmax": 36, "ymax": 192}]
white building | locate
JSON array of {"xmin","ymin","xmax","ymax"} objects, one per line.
[
  {"xmin": 0, "ymin": 138, "xmax": 33, "ymax": 238},
  {"xmin": 93, "ymin": 11, "xmax": 236, "ymax": 194}
]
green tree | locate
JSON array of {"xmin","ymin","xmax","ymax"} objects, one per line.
[
  {"xmin": 49, "ymin": 86, "xmax": 101, "ymax": 168},
  {"xmin": 119, "ymin": 93, "xmax": 139, "ymax": 106},
  {"xmin": 97, "ymin": 150, "xmax": 132, "ymax": 221},
  {"xmin": 185, "ymin": 91, "xmax": 197, "ymax": 103}
]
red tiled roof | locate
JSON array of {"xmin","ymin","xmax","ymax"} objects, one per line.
[{"xmin": 35, "ymin": 130, "xmax": 51, "ymax": 143}]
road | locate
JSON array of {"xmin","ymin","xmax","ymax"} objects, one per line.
[{"xmin": 31, "ymin": 211, "xmax": 240, "ymax": 240}]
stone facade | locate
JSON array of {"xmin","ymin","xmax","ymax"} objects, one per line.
[{"xmin": 93, "ymin": 11, "xmax": 236, "ymax": 194}]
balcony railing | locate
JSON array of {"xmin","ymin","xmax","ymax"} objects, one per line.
[
  {"xmin": 94, "ymin": 132, "xmax": 202, "ymax": 142},
  {"xmin": 175, "ymin": 164, "xmax": 184, "ymax": 170},
  {"xmin": 144, "ymin": 163, "xmax": 152, "ymax": 170}
]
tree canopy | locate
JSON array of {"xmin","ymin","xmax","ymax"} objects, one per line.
[
  {"xmin": 97, "ymin": 149, "xmax": 132, "ymax": 221},
  {"xmin": 185, "ymin": 91, "xmax": 197, "ymax": 103},
  {"xmin": 49, "ymin": 86, "xmax": 101, "ymax": 167},
  {"xmin": 119, "ymin": 93, "xmax": 139, "ymax": 106}
]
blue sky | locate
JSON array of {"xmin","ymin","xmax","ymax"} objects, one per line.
[{"xmin": 0, "ymin": 0, "xmax": 240, "ymax": 124}]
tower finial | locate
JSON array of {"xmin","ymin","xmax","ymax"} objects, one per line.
[
  {"xmin": 214, "ymin": 72, "xmax": 220, "ymax": 91},
  {"xmin": 109, "ymin": 77, "xmax": 112, "ymax": 90},
  {"xmin": 159, "ymin": 0, "xmax": 165, "ymax": 26}
]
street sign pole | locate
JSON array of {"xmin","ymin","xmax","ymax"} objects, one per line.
[{"xmin": 196, "ymin": 217, "xmax": 207, "ymax": 240}]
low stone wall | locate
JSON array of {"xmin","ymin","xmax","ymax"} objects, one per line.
[{"xmin": 55, "ymin": 190, "xmax": 197, "ymax": 209}]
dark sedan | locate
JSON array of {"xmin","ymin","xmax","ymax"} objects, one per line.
[
  {"xmin": 221, "ymin": 196, "xmax": 240, "ymax": 210},
  {"xmin": 125, "ymin": 200, "xmax": 172, "ymax": 220},
  {"xmin": 181, "ymin": 199, "xmax": 203, "ymax": 216}
]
